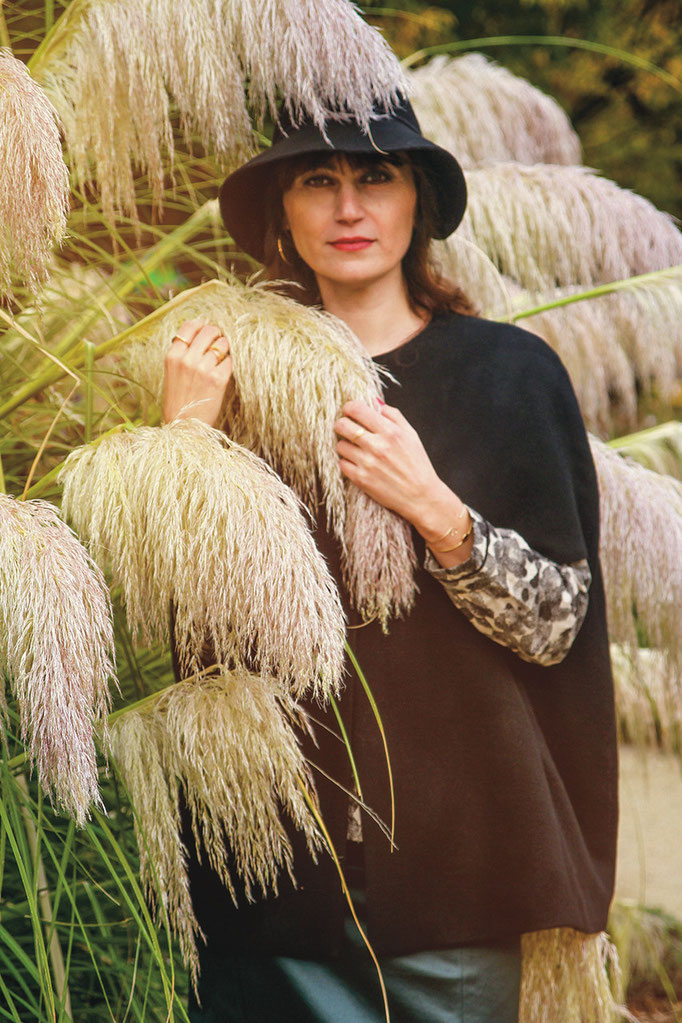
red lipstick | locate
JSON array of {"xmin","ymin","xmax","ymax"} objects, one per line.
[{"xmin": 329, "ymin": 237, "xmax": 374, "ymax": 251}]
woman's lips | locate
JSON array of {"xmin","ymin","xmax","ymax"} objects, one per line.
[{"xmin": 329, "ymin": 238, "xmax": 374, "ymax": 251}]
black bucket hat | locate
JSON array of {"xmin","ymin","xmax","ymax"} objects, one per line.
[{"xmin": 219, "ymin": 95, "xmax": 467, "ymax": 264}]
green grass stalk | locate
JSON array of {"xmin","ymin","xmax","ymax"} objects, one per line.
[
  {"xmin": 298, "ymin": 777, "xmax": 391, "ymax": 1023},
  {"xmin": 506, "ymin": 267, "xmax": 682, "ymax": 323},
  {"xmin": 17, "ymin": 775, "xmax": 73, "ymax": 1020},
  {"xmin": 84, "ymin": 342, "xmax": 95, "ymax": 445},
  {"xmin": 0, "ymin": 768, "xmax": 56, "ymax": 1021},
  {"xmin": 0, "ymin": 277, "xmax": 215, "ymax": 422},
  {"xmin": 345, "ymin": 642, "xmax": 395, "ymax": 850},
  {"xmin": 0, "ymin": 3, "xmax": 11, "ymax": 49},
  {"xmin": 401, "ymin": 36, "xmax": 682, "ymax": 94},
  {"xmin": 330, "ymin": 695, "xmax": 363, "ymax": 800},
  {"xmin": 88, "ymin": 812, "xmax": 178, "ymax": 1014},
  {"xmin": 53, "ymin": 202, "xmax": 219, "ymax": 362},
  {"xmin": 607, "ymin": 421, "xmax": 682, "ymax": 452}
]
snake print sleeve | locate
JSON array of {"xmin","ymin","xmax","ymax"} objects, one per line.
[{"xmin": 424, "ymin": 507, "xmax": 591, "ymax": 666}]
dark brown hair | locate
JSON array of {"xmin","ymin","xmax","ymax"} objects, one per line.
[{"xmin": 261, "ymin": 151, "xmax": 476, "ymax": 316}]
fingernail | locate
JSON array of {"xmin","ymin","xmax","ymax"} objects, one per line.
[{"xmin": 377, "ymin": 398, "xmax": 386, "ymax": 406}]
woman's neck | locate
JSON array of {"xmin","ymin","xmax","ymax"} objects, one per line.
[{"xmin": 317, "ymin": 273, "xmax": 427, "ymax": 358}]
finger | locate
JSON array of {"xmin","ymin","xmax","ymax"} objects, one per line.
[
  {"xmin": 375, "ymin": 402, "xmax": 404, "ymax": 425},
  {"xmin": 201, "ymin": 335, "xmax": 230, "ymax": 360},
  {"xmin": 340, "ymin": 399, "xmax": 386, "ymax": 433},
  {"xmin": 176, "ymin": 324, "xmax": 222, "ymax": 363},
  {"xmin": 334, "ymin": 415, "xmax": 375, "ymax": 445},
  {"xmin": 336, "ymin": 438, "xmax": 364, "ymax": 463},
  {"xmin": 214, "ymin": 353, "xmax": 234, "ymax": 380},
  {"xmin": 172, "ymin": 319, "xmax": 210, "ymax": 345},
  {"xmin": 190, "ymin": 323, "xmax": 223, "ymax": 352},
  {"xmin": 338, "ymin": 457, "xmax": 362, "ymax": 483}
]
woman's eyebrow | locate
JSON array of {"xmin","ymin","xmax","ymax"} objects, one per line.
[{"xmin": 302, "ymin": 162, "xmax": 337, "ymax": 173}]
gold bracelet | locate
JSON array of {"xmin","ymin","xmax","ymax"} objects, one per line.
[
  {"xmin": 428, "ymin": 515, "xmax": 473, "ymax": 554},
  {"xmin": 428, "ymin": 505, "xmax": 468, "ymax": 547}
]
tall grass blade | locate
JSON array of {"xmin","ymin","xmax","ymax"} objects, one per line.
[{"xmin": 345, "ymin": 642, "xmax": 395, "ymax": 849}]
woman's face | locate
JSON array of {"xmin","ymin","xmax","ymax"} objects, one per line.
[{"xmin": 281, "ymin": 154, "xmax": 417, "ymax": 293}]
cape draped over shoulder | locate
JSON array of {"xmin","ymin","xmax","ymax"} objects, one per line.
[{"xmin": 182, "ymin": 311, "xmax": 618, "ymax": 957}]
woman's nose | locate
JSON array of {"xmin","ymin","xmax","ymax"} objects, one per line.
[{"xmin": 335, "ymin": 183, "xmax": 363, "ymax": 222}]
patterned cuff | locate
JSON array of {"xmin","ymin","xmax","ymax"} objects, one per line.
[
  {"xmin": 423, "ymin": 506, "xmax": 490, "ymax": 580},
  {"xmin": 425, "ymin": 510, "xmax": 591, "ymax": 667}
]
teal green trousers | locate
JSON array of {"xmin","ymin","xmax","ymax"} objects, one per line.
[{"xmin": 188, "ymin": 892, "xmax": 521, "ymax": 1023}]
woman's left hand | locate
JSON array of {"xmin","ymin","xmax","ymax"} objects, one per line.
[{"xmin": 334, "ymin": 399, "xmax": 450, "ymax": 530}]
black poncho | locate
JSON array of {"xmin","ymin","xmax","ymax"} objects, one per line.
[{"xmin": 185, "ymin": 312, "xmax": 619, "ymax": 958}]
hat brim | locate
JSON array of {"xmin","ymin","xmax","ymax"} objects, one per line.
[{"xmin": 219, "ymin": 118, "xmax": 467, "ymax": 264}]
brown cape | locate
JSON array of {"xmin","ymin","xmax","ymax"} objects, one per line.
[{"xmin": 182, "ymin": 311, "xmax": 618, "ymax": 958}]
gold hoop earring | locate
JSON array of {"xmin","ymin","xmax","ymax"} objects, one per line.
[{"xmin": 277, "ymin": 236, "xmax": 291, "ymax": 265}]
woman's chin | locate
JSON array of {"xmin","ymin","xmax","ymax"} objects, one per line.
[{"xmin": 316, "ymin": 260, "xmax": 403, "ymax": 292}]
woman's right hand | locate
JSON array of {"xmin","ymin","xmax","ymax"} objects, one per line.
[{"xmin": 163, "ymin": 320, "xmax": 234, "ymax": 427}]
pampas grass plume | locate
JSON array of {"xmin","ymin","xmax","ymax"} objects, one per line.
[
  {"xmin": 460, "ymin": 164, "xmax": 682, "ymax": 291},
  {"xmin": 510, "ymin": 283, "xmax": 682, "ymax": 437},
  {"xmin": 0, "ymin": 49, "xmax": 69, "ymax": 298},
  {"xmin": 0, "ymin": 494, "xmax": 115, "ymax": 826},
  {"xmin": 124, "ymin": 279, "xmax": 417, "ymax": 626},
  {"xmin": 109, "ymin": 708, "xmax": 199, "ymax": 979},
  {"xmin": 409, "ymin": 54, "xmax": 581, "ymax": 168},
  {"xmin": 520, "ymin": 928, "xmax": 629, "ymax": 1023},
  {"xmin": 590, "ymin": 438, "xmax": 682, "ymax": 669},
  {"xmin": 34, "ymin": 0, "xmax": 404, "ymax": 223},
  {"xmin": 110, "ymin": 670, "xmax": 322, "ymax": 984},
  {"xmin": 60, "ymin": 419, "xmax": 345, "ymax": 696},
  {"xmin": 225, "ymin": 0, "xmax": 405, "ymax": 132},
  {"xmin": 610, "ymin": 644, "xmax": 681, "ymax": 751}
]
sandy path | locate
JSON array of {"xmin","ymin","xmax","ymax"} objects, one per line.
[{"xmin": 616, "ymin": 746, "xmax": 682, "ymax": 918}]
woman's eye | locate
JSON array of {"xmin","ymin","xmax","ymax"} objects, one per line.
[
  {"xmin": 303, "ymin": 173, "xmax": 334, "ymax": 187},
  {"xmin": 361, "ymin": 169, "xmax": 392, "ymax": 184}
]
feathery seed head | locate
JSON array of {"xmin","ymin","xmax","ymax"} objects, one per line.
[
  {"xmin": 610, "ymin": 644, "xmax": 682, "ymax": 752},
  {"xmin": 0, "ymin": 49, "xmax": 69, "ymax": 299},
  {"xmin": 590, "ymin": 437, "xmax": 682, "ymax": 669},
  {"xmin": 0, "ymin": 494, "xmax": 115, "ymax": 826},
  {"xmin": 60, "ymin": 419, "xmax": 346, "ymax": 697},
  {"xmin": 459, "ymin": 164, "xmax": 682, "ymax": 290},
  {"xmin": 409, "ymin": 54, "xmax": 581, "ymax": 169},
  {"xmin": 520, "ymin": 927, "xmax": 624, "ymax": 1023},
  {"xmin": 110, "ymin": 670, "xmax": 322, "ymax": 985},
  {"xmin": 33, "ymin": 0, "xmax": 404, "ymax": 223},
  {"xmin": 124, "ymin": 279, "xmax": 417, "ymax": 625},
  {"xmin": 109, "ymin": 708, "xmax": 200, "ymax": 980},
  {"xmin": 511, "ymin": 282, "xmax": 682, "ymax": 436}
]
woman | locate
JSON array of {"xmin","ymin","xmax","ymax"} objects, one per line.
[{"xmin": 164, "ymin": 97, "xmax": 618, "ymax": 1023}]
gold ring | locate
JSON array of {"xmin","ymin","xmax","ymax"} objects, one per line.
[
  {"xmin": 352, "ymin": 427, "xmax": 366, "ymax": 442},
  {"xmin": 172, "ymin": 333, "xmax": 191, "ymax": 346},
  {"xmin": 208, "ymin": 344, "xmax": 228, "ymax": 365}
]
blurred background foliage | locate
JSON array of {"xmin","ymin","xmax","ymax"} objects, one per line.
[{"xmin": 364, "ymin": 0, "xmax": 682, "ymax": 220}]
